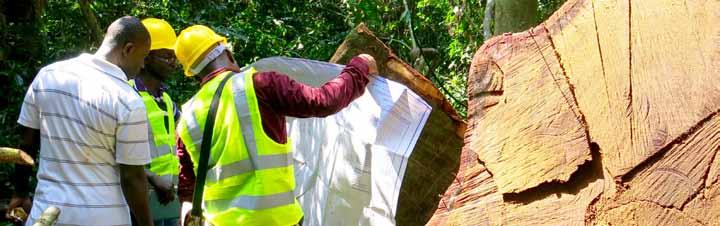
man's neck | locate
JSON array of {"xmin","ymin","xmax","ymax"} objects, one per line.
[
  {"xmin": 94, "ymin": 47, "xmax": 129, "ymax": 78},
  {"xmin": 199, "ymin": 67, "xmax": 231, "ymax": 86},
  {"xmin": 137, "ymin": 70, "xmax": 163, "ymax": 95},
  {"xmin": 95, "ymin": 46, "xmax": 117, "ymax": 64}
]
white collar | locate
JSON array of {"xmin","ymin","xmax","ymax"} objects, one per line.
[{"xmin": 78, "ymin": 53, "xmax": 129, "ymax": 81}]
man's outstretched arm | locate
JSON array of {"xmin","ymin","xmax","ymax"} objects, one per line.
[{"xmin": 254, "ymin": 54, "xmax": 378, "ymax": 118}]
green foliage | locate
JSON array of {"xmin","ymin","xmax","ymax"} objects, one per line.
[
  {"xmin": 2, "ymin": 0, "xmax": 485, "ymax": 130},
  {"xmin": 0, "ymin": 0, "xmax": 571, "ymax": 129},
  {"xmin": 538, "ymin": 0, "xmax": 566, "ymax": 20},
  {"xmin": 341, "ymin": 0, "xmax": 487, "ymax": 117},
  {"xmin": 0, "ymin": 1, "xmax": 568, "ymax": 209}
]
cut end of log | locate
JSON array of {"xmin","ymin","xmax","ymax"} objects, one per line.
[
  {"xmin": 32, "ymin": 206, "xmax": 61, "ymax": 226},
  {"xmin": 429, "ymin": 0, "xmax": 720, "ymax": 225},
  {"xmin": 0, "ymin": 147, "xmax": 35, "ymax": 166},
  {"xmin": 18, "ymin": 150, "xmax": 35, "ymax": 166}
]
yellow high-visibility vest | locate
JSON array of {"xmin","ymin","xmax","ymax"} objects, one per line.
[
  {"xmin": 177, "ymin": 69, "xmax": 302, "ymax": 226},
  {"xmin": 129, "ymin": 80, "xmax": 179, "ymax": 178}
]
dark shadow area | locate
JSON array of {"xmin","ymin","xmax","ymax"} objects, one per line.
[
  {"xmin": 395, "ymin": 106, "xmax": 464, "ymax": 226},
  {"xmin": 502, "ymin": 142, "xmax": 604, "ymax": 204}
]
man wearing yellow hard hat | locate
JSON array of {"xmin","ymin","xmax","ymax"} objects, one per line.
[
  {"xmin": 172, "ymin": 25, "xmax": 378, "ymax": 226},
  {"xmin": 132, "ymin": 18, "xmax": 182, "ymax": 226}
]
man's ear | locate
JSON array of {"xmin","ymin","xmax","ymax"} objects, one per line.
[{"xmin": 122, "ymin": 42, "xmax": 136, "ymax": 57}]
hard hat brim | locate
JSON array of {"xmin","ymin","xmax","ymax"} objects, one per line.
[
  {"xmin": 182, "ymin": 38, "xmax": 227, "ymax": 77},
  {"xmin": 151, "ymin": 42, "xmax": 176, "ymax": 51}
]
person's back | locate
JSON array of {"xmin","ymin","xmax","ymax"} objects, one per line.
[
  {"xmin": 10, "ymin": 16, "xmax": 156, "ymax": 226},
  {"xmin": 21, "ymin": 54, "xmax": 148, "ymax": 225},
  {"xmin": 173, "ymin": 25, "xmax": 378, "ymax": 226}
]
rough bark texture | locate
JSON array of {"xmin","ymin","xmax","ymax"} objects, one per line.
[
  {"xmin": 483, "ymin": 0, "xmax": 495, "ymax": 40},
  {"xmin": 0, "ymin": 0, "xmax": 7, "ymax": 62},
  {"xmin": 493, "ymin": 0, "xmax": 539, "ymax": 34},
  {"xmin": 330, "ymin": 24, "xmax": 467, "ymax": 226},
  {"xmin": 0, "ymin": 0, "xmax": 45, "ymax": 107},
  {"xmin": 78, "ymin": 0, "xmax": 102, "ymax": 44},
  {"xmin": 2, "ymin": 0, "xmax": 45, "ymax": 61},
  {"xmin": 428, "ymin": 0, "xmax": 720, "ymax": 225}
]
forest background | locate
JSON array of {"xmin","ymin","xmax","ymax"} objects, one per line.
[{"xmin": 0, "ymin": 0, "xmax": 564, "ymax": 219}]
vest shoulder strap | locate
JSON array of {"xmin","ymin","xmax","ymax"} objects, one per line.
[{"xmin": 190, "ymin": 71, "xmax": 239, "ymax": 217}]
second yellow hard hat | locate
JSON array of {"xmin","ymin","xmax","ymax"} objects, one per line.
[{"xmin": 141, "ymin": 18, "xmax": 177, "ymax": 51}]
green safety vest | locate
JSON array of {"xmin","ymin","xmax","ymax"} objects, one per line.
[
  {"xmin": 129, "ymin": 80, "xmax": 180, "ymax": 178},
  {"xmin": 176, "ymin": 69, "xmax": 303, "ymax": 226}
]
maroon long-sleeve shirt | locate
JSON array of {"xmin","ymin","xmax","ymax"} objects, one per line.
[{"xmin": 177, "ymin": 57, "xmax": 370, "ymax": 202}]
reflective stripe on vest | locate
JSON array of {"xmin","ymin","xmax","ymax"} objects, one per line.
[
  {"xmin": 206, "ymin": 152, "xmax": 292, "ymax": 183},
  {"xmin": 181, "ymin": 99, "xmax": 204, "ymax": 152},
  {"xmin": 204, "ymin": 190, "xmax": 295, "ymax": 210},
  {"xmin": 204, "ymin": 72, "xmax": 293, "ymax": 183},
  {"xmin": 129, "ymin": 80, "xmax": 179, "ymax": 177},
  {"xmin": 177, "ymin": 69, "xmax": 302, "ymax": 226}
]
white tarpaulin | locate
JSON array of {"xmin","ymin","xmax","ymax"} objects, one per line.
[{"xmin": 250, "ymin": 57, "xmax": 432, "ymax": 226}]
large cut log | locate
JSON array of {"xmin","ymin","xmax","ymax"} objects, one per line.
[
  {"xmin": 467, "ymin": 25, "xmax": 592, "ymax": 195},
  {"xmin": 429, "ymin": 0, "xmax": 720, "ymax": 225},
  {"xmin": 330, "ymin": 24, "xmax": 467, "ymax": 226}
]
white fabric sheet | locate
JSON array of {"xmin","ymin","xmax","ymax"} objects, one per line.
[{"xmin": 251, "ymin": 57, "xmax": 431, "ymax": 226}]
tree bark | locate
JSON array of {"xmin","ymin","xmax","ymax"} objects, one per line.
[
  {"xmin": 78, "ymin": 0, "xmax": 102, "ymax": 44},
  {"xmin": 0, "ymin": 0, "xmax": 6, "ymax": 62},
  {"xmin": 493, "ymin": 0, "xmax": 538, "ymax": 34},
  {"xmin": 402, "ymin": 0, "xmax": 466, "ymax": 108},
  {"xmin": 428, "ymin": 0, "xmax": 720, "ymax": 225},
  {"xmin": 32, "ymin": 0, "xmax": 45, "ymax": 21},
  {"xmin": 1, "ymin": 0, "xmax": 45, "ymax": 64},
  {"xmin": 482, "ymin": 0, "xmax": 495, "ymax": 40}
]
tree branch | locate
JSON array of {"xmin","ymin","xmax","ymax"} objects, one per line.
[
  {"xmin": 483, "ymin": 0, "xmax": 495, "ymax": 40},
  {"xmin": 78, "ymin": 0, "xmax": 102, "ymax": 44},
  {"xmin": 402, "ymin": 0, "xmax": 467, "ymax": 109}
]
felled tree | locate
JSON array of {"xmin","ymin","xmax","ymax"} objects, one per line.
[{"xmin": 429, "ymin": 0, "xmax": 720, "ymax": 225}]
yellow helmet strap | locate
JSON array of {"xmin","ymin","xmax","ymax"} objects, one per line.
[{"xmin": 190, "ymin": 43, "xmax": 227, "ymax": 76}]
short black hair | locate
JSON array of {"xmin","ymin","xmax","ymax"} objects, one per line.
[{"xmin": 103, "ymin": 16, "xmax": 150, "ymax": 48}]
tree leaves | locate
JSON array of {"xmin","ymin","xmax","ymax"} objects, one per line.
[{"xmin": 0, "ymin": 0, "xmax": 568, "ymax": 145}]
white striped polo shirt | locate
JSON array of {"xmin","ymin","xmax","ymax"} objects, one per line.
[{"xmin": 18, "ymin": 53, "xmax": 152, "ymax": 226}]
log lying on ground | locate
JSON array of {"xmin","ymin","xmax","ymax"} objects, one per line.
[
  {"xmin": 330, "ymin": 24, "xmax": 467, "ymax": 226},
  {"xmin": 428, "ymin": 0, "xmax": 720, "ymax": 225}
]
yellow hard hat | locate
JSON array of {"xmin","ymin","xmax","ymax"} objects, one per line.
[
  {"xmin": 141, "ymin": 18, "xmax": 177, "ymax": 51},
  {"xmin": 175, "ymin": 25, "xmax": 227, "ymax": 77}
]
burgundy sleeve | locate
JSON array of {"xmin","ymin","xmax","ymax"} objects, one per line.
[
  {"xmin": 254, "ymin": 56, "xmax": 370, "ymax": 118},
  {"xmin": 176, "ymin": 137, "xmax": 195, "ymax": 203}
]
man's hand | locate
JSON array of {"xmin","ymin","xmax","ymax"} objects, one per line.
[
  {"xmin": 156, "ymin": 185, "xmax": 175, "ymax": 205},
  {"xmin": 358, "ymin": 54, "xmax": 378, "ymax": 76},
  {"xmin": 148, "ymin": 175, "xmax": 175, "ymax": 205},
  {"xmin": 5, "ymin": 194, "xmax": 31, "ymax": 222}
]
